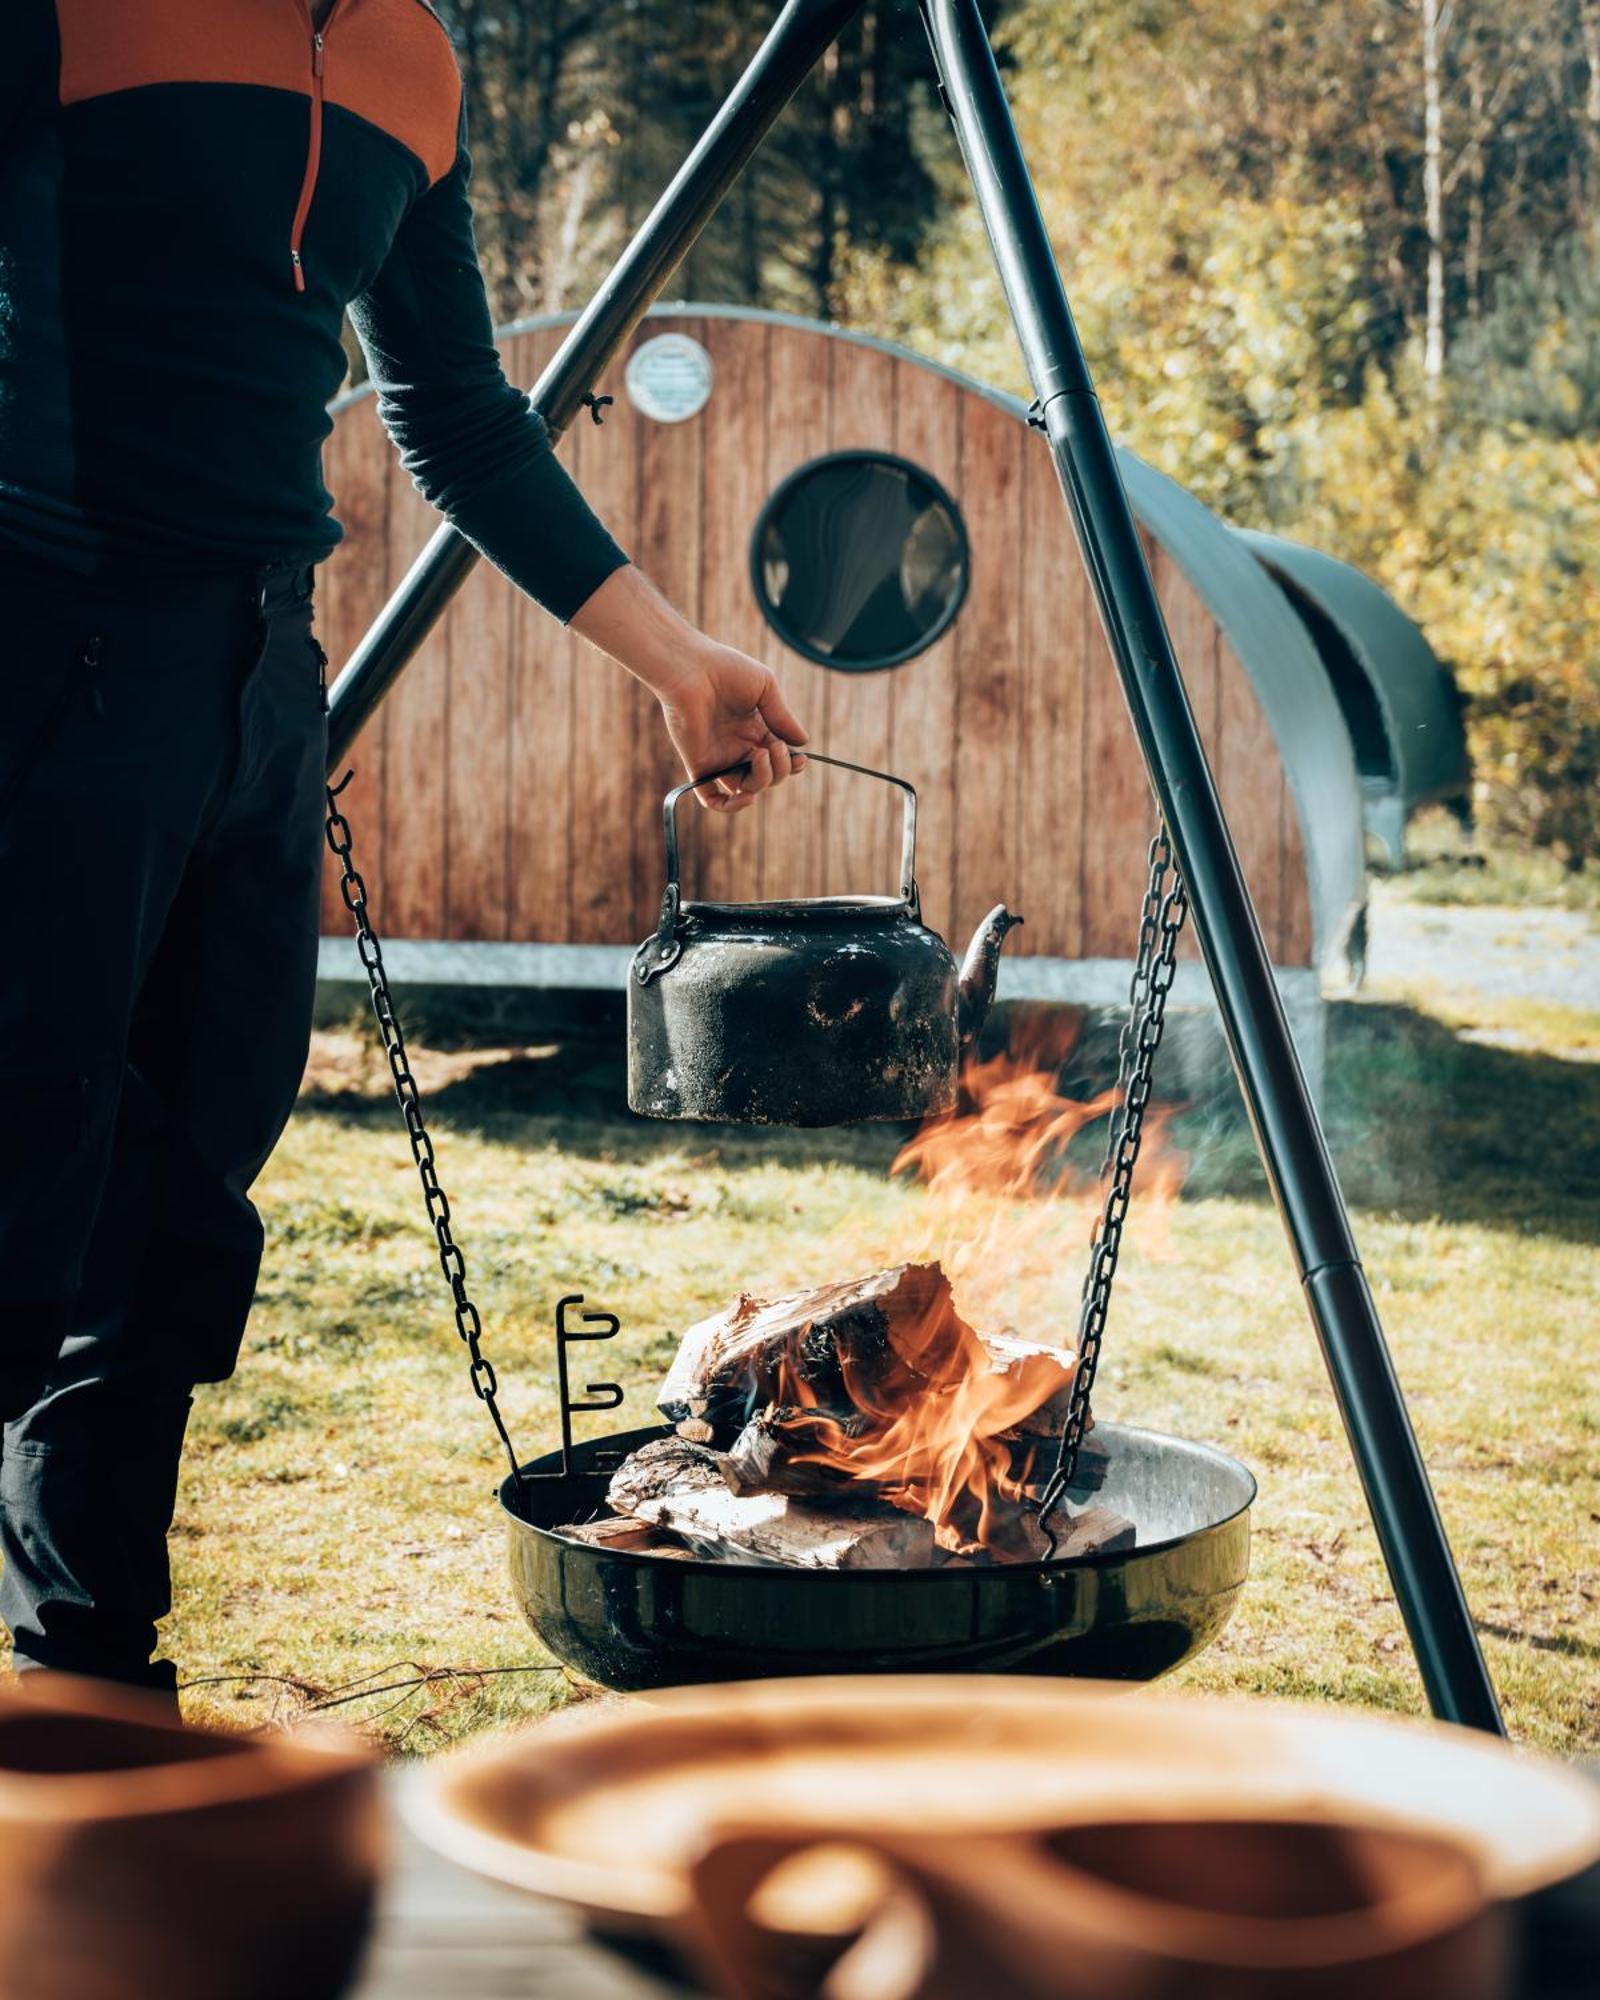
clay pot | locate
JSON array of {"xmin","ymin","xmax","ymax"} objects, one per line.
[
  {"xmin": 683, "ymin": 1814, "xmax": 1508, "ymax": 2000},
  {"xmin": 0, "ymin": 1673, "xmax": 383, "ymax": 2000}
]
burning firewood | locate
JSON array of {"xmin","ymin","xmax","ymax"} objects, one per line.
[
  {"xmin": 607, "ymin": 1437, "xmax": 936, "ymax": 1570},
  {"xmin": 659, "ymin": 1264, "xmax": 1079, "ymax": 1445},
  {"xmin": 658, "ymin": 1265, "xmax": 947, "ymax": 1436},
  {"xmin": 722, "ymin": 1407, "xmax": 872, "ymax": 1499},
  {"xmin": 647, "ymin": 1265, "xmax": 1127, "ymax": 1566},
  {"xmin": 1045, "ymin": 1504, "xmax": 1137, "ymax": 1560},
  {"xmin": 973, "ymin": 1500, "xmax": 1138, "ymax": 1565},
  {"xmin": 555, "ymin": 1516, "xmax": 698, "ymax": 1558},
  {"xmin": 1010, "ymin": 1432, "xmax": 1110, "ymax": 1495},
  {"xmin": 984, "ymin": 1331, "xmax": 1078, "ymax": 1439}
]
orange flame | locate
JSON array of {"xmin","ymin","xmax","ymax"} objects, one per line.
[
  {"xmin": 757, "ymin": 1010, "xmax": 1187, "ymax": 1560},
  {"xmin": 759, "ymin": 1267, "xmax": 1069, "ymax": 1560},
  {"xmin": 889, "ymin": 1007, "xmax": 1187, "ymax": 1327},
  {"xmin": 895, "ymin": 1008, "xmax": 1185, "ymax": 1209}
]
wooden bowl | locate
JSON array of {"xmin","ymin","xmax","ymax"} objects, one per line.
[
  {"xmin": 683, "ymin": 1813, "xmax": 1510, "ymax": 1999},
  {"xmin": 405, "ymin": 1676, "xmax": 1600, "ymax": 1938},
  {"xmin": 0, "ymin": 1674, "xmax": 383, "ymax": 2000}
]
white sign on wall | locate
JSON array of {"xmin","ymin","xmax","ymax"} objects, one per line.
[{"xmin": 624, "ymin": 334, "xmax": 714, "ymax": 424}]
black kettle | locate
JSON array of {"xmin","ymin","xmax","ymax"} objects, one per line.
[{"xmin": 627, "ymin": 754, "xmax": 1021, "ymax": 1126}]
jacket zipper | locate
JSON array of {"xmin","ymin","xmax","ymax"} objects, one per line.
[{"xmin": 290, "ymin": 2, "xmax": 343, "ymax": 292}]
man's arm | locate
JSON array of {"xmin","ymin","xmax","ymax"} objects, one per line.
[
  {"xmin": 2, "ymin": 0, "xmax": 56, "ymax": 150},
  {"xmin": 348, "ymin": 121, "xmax": 806, "ymax": 810}
]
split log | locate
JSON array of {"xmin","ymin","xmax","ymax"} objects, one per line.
[
  {"xmin": 658, "ymin": 1265, "xmax": 954, "ymax": 1437},
  {"xmin": 722, "ymin": 1407, "xmax": 871, "ymax": 1499},
  {"xmin": 607, "ymin": 1438, "xmax": 935, "ymax": 1570},
  {"xmin": 981, "ymin": 1330, "xmax": 1078, "ymax": 1439},
  {"xmin": 1010, "ymin": 1431, "xmax": 1110, "ymax": 1497},
  {"xmin": 1064, "ymin": 1432, "xmax": 1111, "ymax": 1493},
  {"xmin": 554, "ymin": 1516, "xmax": 697, "ymax": 1557},
  {"xmin": 1043, "ymin": 1505, "xmax": 1137, "ymax": 1562},
  {"xmin": 660, "ymin": 1265, "xmax": 1079, "ymax": 1448},
  {"xmin": 952, "ymin": 1497, "xmax": 1136, "ymax": 1566}
]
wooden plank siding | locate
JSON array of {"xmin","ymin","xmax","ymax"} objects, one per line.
[
  {"xmin": 1016, "ymin": 442, "xmax": 1089, "ymax": 962},
  {"xmin": 375, "ymin": 450, "xmax": 448, "ymax": 938},
  {"xmin": 566, "ymin": 351, "xmax": 639, "ymax": 942},
  {"xmin": 756, "ymin": 325, "xmax": 836, "ymax": 906},
  {"xmin": 691, "ymin": 315, "xmax": 771, "ymax": 910},
  {"xmin": 887, "ymin": 365, "xmax": 963, "ymax": 942},
  {"xmin": 502, "ymin": 326, "xmax": 576, "ymax": 944},
  {"xmin": 628, "ymin": 318, "xmax": 708, "ymax": 937},
  {"xmin": 947, "ymin": 392, "xmax": 1026, "ymax": 952},
  {"xmin": 1079, "ymin": 572, "xmax": 1157, "ymax": 958},
  {"xmin": 317, "ymin": 395, "xmax": 392, "ymax": 934},
  {"xmin": 818, "ymin": 338, "xmax": 901, "ymax": 903},
  {"xmin": 316, "ymin": 315, "xmax": 1317, "ymax": 969},
  {"xmin": 442, "ymin": 523, "xmax": 512, "ymax": 942}
]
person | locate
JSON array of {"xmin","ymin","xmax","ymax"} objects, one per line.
[{"xmin": 0, "ymin": 0, "xmax": 808, "ymax": 1698}]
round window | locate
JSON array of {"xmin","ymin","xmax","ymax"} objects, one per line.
[{"xmin": 750, "ymin": 450, "xmax": 969, "ymax": 671}]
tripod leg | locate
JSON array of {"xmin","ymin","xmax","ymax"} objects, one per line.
[{"xmin": 920, "ymin": 0, "xmax": 1501, "ymax": 1735}]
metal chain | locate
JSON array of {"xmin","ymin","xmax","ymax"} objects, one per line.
[
  {"xmin": 1039, "ymin": 823, "xmax": 1189, "ymax": 1520},
  {"xmin": 323, "ymin": 772, "xmax": 521, "ymax": 1486},
  {"xmin": 1100, "ymin": 831, "xmax": 1169, "ymax": 1177}
]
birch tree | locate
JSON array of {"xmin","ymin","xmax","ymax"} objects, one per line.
[{"xmin": 1420, "ymin": 0, "xmax": 1448, "ymax": 396}]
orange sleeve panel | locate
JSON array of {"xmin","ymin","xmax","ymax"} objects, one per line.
[{"xmin": 54, "ymin": 0, "xmax": 462, "ymax": 185}]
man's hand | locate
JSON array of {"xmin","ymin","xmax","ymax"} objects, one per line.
[
  {"xmin": 569, "ymin": 564, "xmax": 808, "ymax": 811},
  {"xmin": 650, "ymin": 642, "xmax": 807, "ymax": 812}
]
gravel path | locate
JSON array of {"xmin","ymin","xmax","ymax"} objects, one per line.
[{"xmin": 1365, "ymin": 893, "xmax": 1600, "ymax": 1011}]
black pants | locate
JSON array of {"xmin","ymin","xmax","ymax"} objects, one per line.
[{"xmin": 0, "ymin": 557, "xmax": 327, "ymax": 1690}]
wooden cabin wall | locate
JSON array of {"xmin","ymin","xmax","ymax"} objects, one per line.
[{"xmin": 319, "ymin": 317, "xmax": 1314, "ymax": 968}]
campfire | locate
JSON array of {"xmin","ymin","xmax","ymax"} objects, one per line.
[
  {"xmin": 552, "ymin": 1012, "xmax": 1191, "ymax": 1570},
  {"xmin": 516, "ymin": 1017, "xmax": 1256, "ymax": 1689},
  {"xmin": 557, "ymin": 1263, "xmax": 1132, "ymax": 1569}
]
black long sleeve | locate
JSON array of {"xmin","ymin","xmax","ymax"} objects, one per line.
[
  {"xmin": 2, "ymin": 0, "xmax": 56, "ymax": 152},
  {"xmin": 348, "ymin": 120, "xmax": 629, "ymax": 625}
]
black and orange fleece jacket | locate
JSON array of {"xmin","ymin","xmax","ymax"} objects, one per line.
[{"xmin": 0, "ymin": 0, "xmax": 628, "ymax": 620}]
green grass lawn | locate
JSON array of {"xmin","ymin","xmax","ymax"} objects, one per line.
[{"xmin": 28, "ymin": 932, "xmax": 1600, "ymax": 1757}]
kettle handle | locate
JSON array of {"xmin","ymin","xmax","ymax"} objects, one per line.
[{"xmin": 661, "ymin": 752, "xmax": 920, "ymax": 912}]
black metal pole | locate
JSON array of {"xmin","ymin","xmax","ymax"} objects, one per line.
[
  {"xmin": 923, "ymin": 0, "xmax": 1502, "ymax": 1733},
  {"xmin": 326, "ymin": 0, "xmax": 867, "ymax": 767}
]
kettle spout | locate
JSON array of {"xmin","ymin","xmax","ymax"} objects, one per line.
[{"xmin": 957, "ymin": 905, "xmax": 1023, "ymax": 1050}]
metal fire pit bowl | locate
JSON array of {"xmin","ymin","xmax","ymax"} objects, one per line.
[{"xmin": 500, "ymin": 1421, "xmax": 1255, "ymax": 1691}]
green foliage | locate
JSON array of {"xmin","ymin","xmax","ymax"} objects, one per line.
[
  {"xmin": 432, "ymin": 0, "xmax": 944, "ymax": 320},
  {"xmin": 1452, "ymin": 232, "xmax": 1600, "ymax": 440},
  {"xmin": 1278, "ymin": 385, "xmax": 1600, "ymax": 867},
  {"xmin": 840, "ymin": 0, "xmax": 1600, "ymax": 870}
]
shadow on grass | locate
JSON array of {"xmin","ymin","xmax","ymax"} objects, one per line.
[
  {"xmin": 1179, "ymin": 999, "xmax": 1600, "ymax": 1244},
  {"xmin": 303, "ymin": 988, "xmax": 906, "ymax": 1176},
  {"xmin": 304, "ymin": 989, "xmax": 1600, "ymax": 1244},
  {"xmin": 1479, "ymin": 1621, "xmax": 1600, "ymax": 1662}
]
